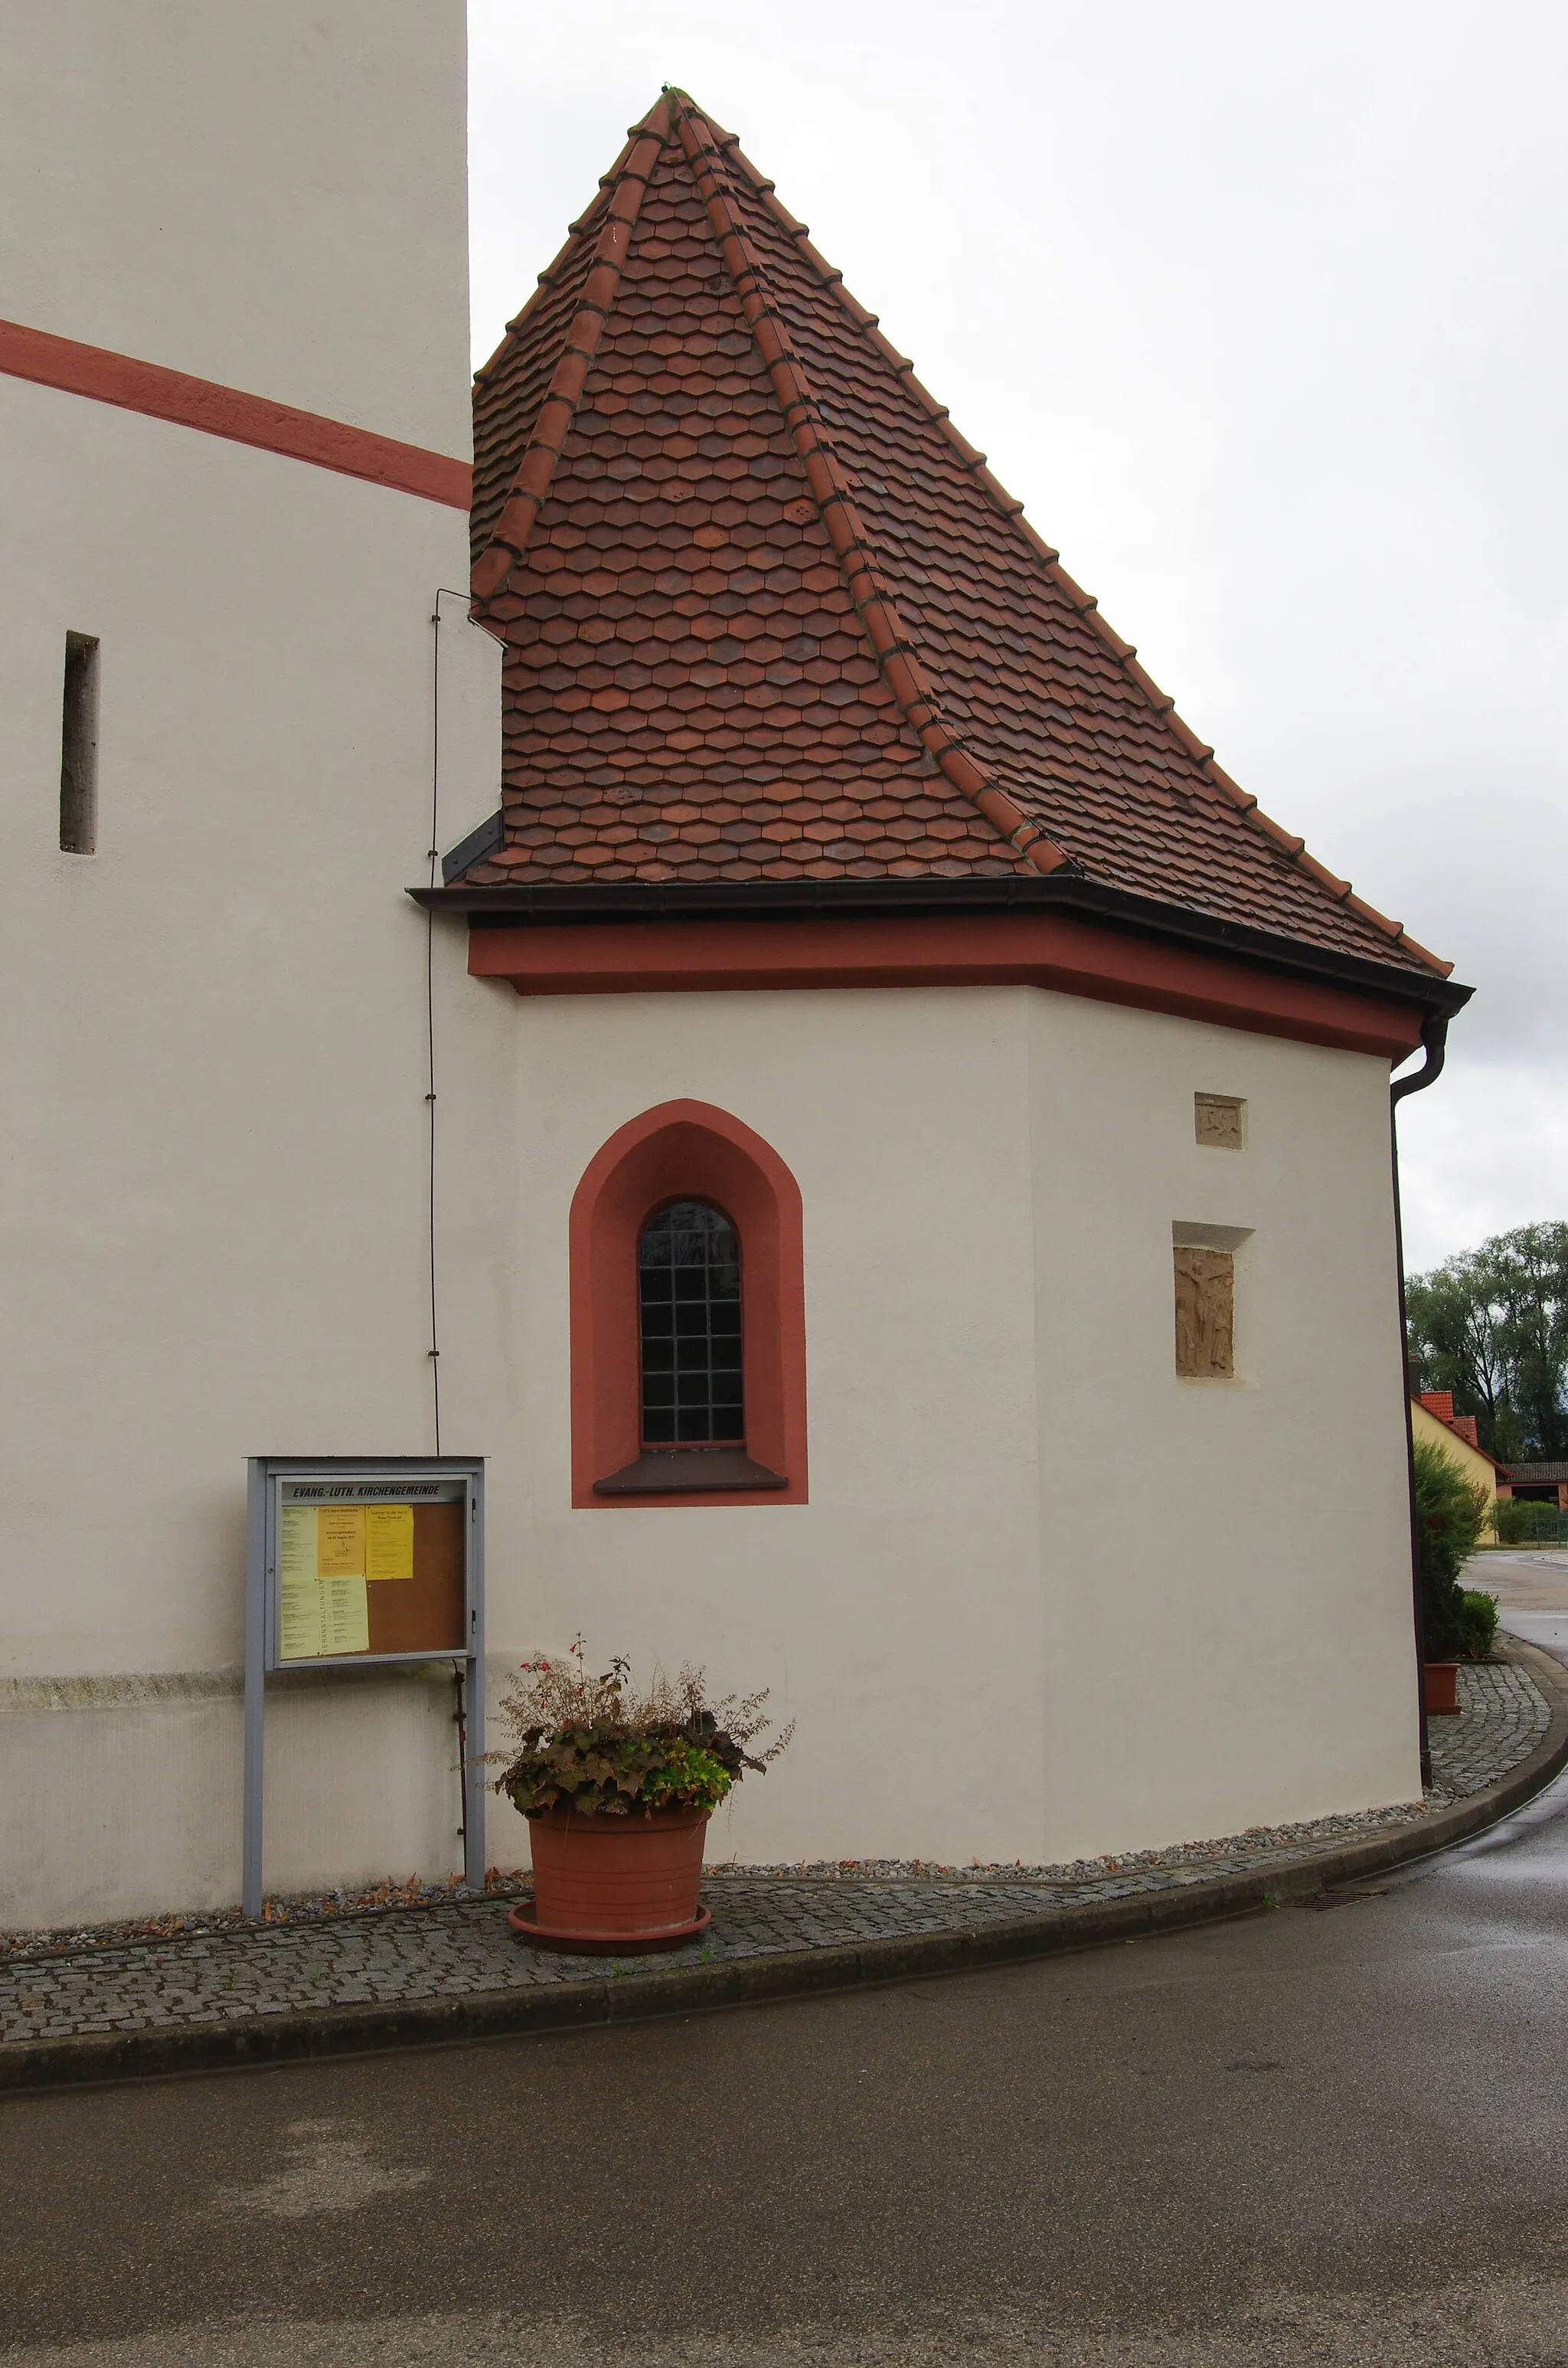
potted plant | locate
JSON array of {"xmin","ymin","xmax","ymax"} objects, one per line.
[
  {"xmin": 490, "ymin": 1642, "xmax": 792, "ymax": 1951},
  {"xmin": 1413, "ymin": 1439, "xmax": 1492, "ymax": 1713}
]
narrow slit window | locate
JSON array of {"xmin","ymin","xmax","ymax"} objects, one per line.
[
  {"xmin": 639, "ymin": 1200, "xmax": 743, "ymax": 1445},
  {"xmin": 60, "ymin": 633, "xmax": 100, "ymax": 854}
]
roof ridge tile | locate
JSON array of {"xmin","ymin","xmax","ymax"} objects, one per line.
[
  {"xmin": 687, "ymin": 101, "xmax": 1449, "ymax": 976},
  {"xmin": 461, "ymin": 91, "xmax": 1454, "ymax": 971},
  {"xmin": 472, "ymin": 227, "xmax": 586, "ymax": 382},
  {"xmin": 470, "ymin": 124, "xmax": 665, "ymax": 605},
  {"xmin": 669, "ymin": 96, "xmax": 1074, "ymax": 880}
]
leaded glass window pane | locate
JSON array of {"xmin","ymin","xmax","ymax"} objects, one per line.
[{"xmin": 639, "ymin": 1201, "xmax": 743, "ymax": 1444}]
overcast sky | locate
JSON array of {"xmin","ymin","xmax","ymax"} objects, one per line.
[{"xmin": 466, "ymin": 0, "xmax": 1565, "ymax": 1276}]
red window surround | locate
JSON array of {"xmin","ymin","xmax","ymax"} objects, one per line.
[{"xmin": 569, "ymin": 1101, "xmax": 808, "ymax": 1508}]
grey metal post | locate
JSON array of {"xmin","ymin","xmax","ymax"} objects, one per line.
[
  {"xmin": 241, "ymin": 1457, "xmax": 269, "ymax": 1918},
  {"xmin": 462, "ymin": 1462, "xmax": 486, "ymax": 1894}
]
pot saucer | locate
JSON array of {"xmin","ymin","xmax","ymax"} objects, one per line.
[{"xmin": 507, "ymin": 1901, "xmax": 712, "ymax": 1954}]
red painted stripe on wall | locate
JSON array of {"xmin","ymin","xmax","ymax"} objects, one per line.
[
  {"xmin": 467, "ymin": 911, "xmax": 1429, "ymax": 1060},
  {"xmin": 0, "ymin": 316, "xmax": 472, "ymax": 509}
]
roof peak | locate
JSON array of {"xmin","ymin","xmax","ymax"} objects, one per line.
[{"xmin": 462, "ymin": 103, "xmax": 1452, "ymax": 977}]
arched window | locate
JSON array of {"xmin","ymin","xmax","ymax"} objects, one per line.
[
  {"xmin": 568, "ymin": 1100, "xmax": 808, "ymax": 1506},
  {"xmin": 639, "ymin": 1201, "xmax": 744, "ymax": 1445}
]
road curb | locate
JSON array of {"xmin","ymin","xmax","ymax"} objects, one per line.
[{"xmin": 5, "ymin": 1640, "xmax": 1566, "ymax": 2096}]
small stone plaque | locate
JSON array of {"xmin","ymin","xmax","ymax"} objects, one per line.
[{"xmin": 1195, "ymin": 1092, "xmax": 1246, "ymax": 1150}]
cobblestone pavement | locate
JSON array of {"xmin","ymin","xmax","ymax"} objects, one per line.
[
  {"xmin": 0, "ymin": 1659, "xmax": 1552, "ymax": 2049},
  {"xmin": 1426, "ymin": 1659, "xmax": 1550, "ymax": 1797}
]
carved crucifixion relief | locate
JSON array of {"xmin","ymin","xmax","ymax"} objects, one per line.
[{"xmin": 1174, "ymin": 1246, "xmax": 1235, "ymax": 1377}]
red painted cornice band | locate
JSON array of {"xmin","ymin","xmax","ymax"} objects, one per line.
[
  {"xmin": 0, "ymin": 317, "xmax": 472, "ymax": 508},
  {"xmin": 467, "ymin": 911, "xmax": 1427, "ymax": 1059}
]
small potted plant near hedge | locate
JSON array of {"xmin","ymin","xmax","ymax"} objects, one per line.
[
  {"xmin": 490, "ymin": 1644, "xmax": 792, "ymax": 1951},
  {"xmin": 1413, "ymin": 1439, "xmax": 1498, "ymax": 1712}
]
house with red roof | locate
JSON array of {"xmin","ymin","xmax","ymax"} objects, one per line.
[
  {"xmin": 1412, "ymin": 1392, "xmax": 1503, "ymax": 1516},
  {"xmin": 429, "ymin": 89, "xmax": 1469, "ymax": 1868},
  {"xmin": 0, "ymin": 38, "xmax": 1472, "ymax": 1925},
  {"xmin": 1496, "ymin": 1464, "xmax": 1568, "ymax": 1510}
]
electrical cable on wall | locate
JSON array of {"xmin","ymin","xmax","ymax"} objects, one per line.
[
  {"xmin": 426, "ymin": 585, "xmax": 476, "ymax": 1455},
  {"xmin": 430, "ymin": 584, "xmax": 502, "ymax": 1875}
]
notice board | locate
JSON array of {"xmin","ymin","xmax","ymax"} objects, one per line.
[{"xmin": 243, "ymin": 1455, "xmax": 485, "ymax": 1915}]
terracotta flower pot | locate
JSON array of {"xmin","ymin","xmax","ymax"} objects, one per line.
[
  {"xmin": 1423, "ymin": 1660, "xmax": 1462, "ymax": 1715},
  {"xmin": 508, "ymin": 1804, "xmax": 711, "ymax": 1952}
]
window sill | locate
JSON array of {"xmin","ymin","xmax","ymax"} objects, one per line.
[{"xmin": 593, "ymin": 1448, "xmax": 788, "ymax": 1497}]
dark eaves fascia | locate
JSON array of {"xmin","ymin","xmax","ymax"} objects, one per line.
[{"xmin": 408, "ymin": 872, "xmax": 1473, "ymax": 1020}]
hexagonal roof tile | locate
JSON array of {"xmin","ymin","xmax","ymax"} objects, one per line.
[{"xmin": 462, "ymin": 90, "xmax": 1448, "ymax": 977}]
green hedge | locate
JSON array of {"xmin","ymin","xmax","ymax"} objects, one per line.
[
  {"xmin": 1491, "ymin": 1496, "xmax": 1565, "ymax": 1544},
  {"xmin": 1458, "ymin": 1588, "xmax": 1499, "ymax": 1660}
]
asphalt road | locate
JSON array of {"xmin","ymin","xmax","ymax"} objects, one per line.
[
  {"xmin": 4, "ymin": 1611, "xmax": 1567, "ymax": 2367},
  {"xmin": 1481, "ymin": 1550, "xmax": 1568, "ymax": 1667}
]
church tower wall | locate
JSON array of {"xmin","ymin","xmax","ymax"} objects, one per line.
[{"xmin": 0, "ymin": 1, "xmax": 509, "ymax": 1928}]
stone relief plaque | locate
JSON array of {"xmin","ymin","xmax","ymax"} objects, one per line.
[
  {"xmin": 1174, "ymin": 1245, "xmax": 1234, "ymax": 1377},
  {"xmin": 1194, "ymin": 1092, "xmax": 1246, "ymax": 1150}
]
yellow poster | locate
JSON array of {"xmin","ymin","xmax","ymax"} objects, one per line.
[
  {"xmin": 364, "ymin": 1503, "xmax": 415, "ymax": 1581},
  {"xmin": 279, "ymin": 1503, "xmax": 318, "ymax": 1584},
  {"xmin": 316, "ymin": 1506, "xmax": 365, "ymax": 1578},
  {"xmin": 279, "ymin": 1575, "xmax": 325, "ymax": 1661},
  {"xmin": 319, "ymin": 1574, "xmax": 370, "ymax": 1656}
]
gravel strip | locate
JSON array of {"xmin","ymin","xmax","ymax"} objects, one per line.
[{"xmin": 0, "ymin": 1657, "xmax": 1549, "ymax": 2047}]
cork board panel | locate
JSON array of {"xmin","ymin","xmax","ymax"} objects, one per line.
[{"xmin": 366, "ymin": 1500, "xmax": 466, "ymax": 1654}]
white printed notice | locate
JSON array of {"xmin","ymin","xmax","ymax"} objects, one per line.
[
  {"xmin": 279, "ymin": 1503, "xmax": 318, "ymax": 1583},
  {"xmin": 279, "ymin": 1574, "xmax": 325, "ymax": 1660},
  {"xmin": 277, "ymin": 1503, "xmax": 371, "ymax": 1657},
  {"xmin": 319, "ymin": 1574, "xmax": 370, "ymax": 1656}
]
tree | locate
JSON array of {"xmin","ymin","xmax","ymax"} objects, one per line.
[
  {"xmin": 1406, "ymin": 1223, "xmax": 1568, "ymax": 1460},
  {"xmin": 1495, "ymin": 1224, "xmax": 1568, "ymax": 1456}
]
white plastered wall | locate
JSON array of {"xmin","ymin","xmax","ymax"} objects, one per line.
[
  {"xmin": 1027, "ymin": 997, "xmax": 1422, "ymax": 1859},
  {"xmin": 0, "ymin": 2, "xmax": 1423, "ymax": 1915},
  {"xmin": 488, "ymin": 986, "xmax": 1050, "ymax": 1872},
  {"xmin": 0, "ymin": 1, "xmax": 508, "ymax": 1929},
  {"xmin": 485, "ymin": 982, "xmax": 1420, "ymax": 1873},
  {"xmin": 0, "ymin": 383, "xmax": 508, "ymax": 1927},
  {"xmin": 0, "ymin": 0, "xmax": 472, "ymax": 455}
]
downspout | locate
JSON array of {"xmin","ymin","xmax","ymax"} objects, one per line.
[{"xmin": 1390, "ymin": 1013, "xmax": 1450, "ymax": 1787}]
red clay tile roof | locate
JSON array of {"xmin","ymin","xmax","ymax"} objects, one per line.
[{"xmin": 465, "ymin": 90, "xmax": 1449, "ymax": 978}]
